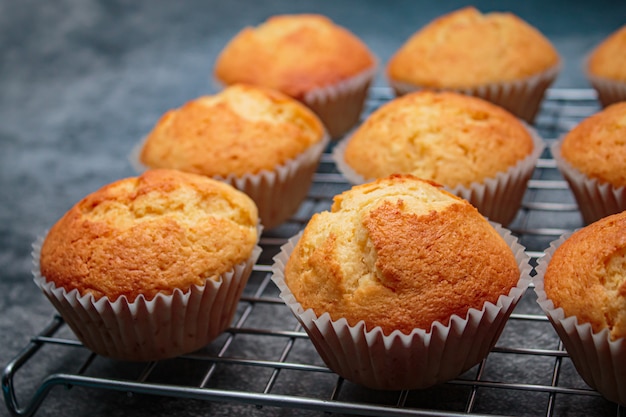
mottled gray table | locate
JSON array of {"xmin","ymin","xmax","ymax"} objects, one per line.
[{"xmin": 2, "ymin": 1, "xmax": 625, "ymax": 416}]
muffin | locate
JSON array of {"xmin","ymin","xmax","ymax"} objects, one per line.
[
  {"xmin": 272, "ymin": 174, "xmax": 531, "ymax": 390},
  {"xmin": 535, "ymin": 210, "xmax": 626, "ymax": 405},
  {"xmin": 587, "ymin": 24, "xmax": 626, "ymax": 107},
  {"xmin": 136, "ymin": 84, "xmax": 329, "ymax": 230},
  {"xmin": 386, "ymin": 7, "xmax": 560, "ymax": 123},
  {"xmin": 552, "ymin": 101, "xmax": 626, "ymax": 225},
  {"xmin": 333, "ymin": 90, "xmax": 544, "ymax": 226},
  {"xmin": 213, "ymin": 14, "xmax": 377, "ymax": 138},
  {"xmin": 35, "ymin": 169, "xmax": 261, "ymax": 361}
]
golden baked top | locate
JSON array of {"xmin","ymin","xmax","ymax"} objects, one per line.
[
  {"xmin": 139, "ymin": 84, "xmax": 326, "ymax": 177},
  {"xmin": 560, "ymin": 101, "xmax": 626, "ymax": 187},
  {"xmin": 284, "ymin": 174, "xmax": 520, "ymax": 335},
  {"xmin": 544, "ymin": 211, "xmax": 626, "ymax": 340},
  {"xmin": 214, "ymin": 14, "xmax": 376, "ymax": 99},
  {"xmin": 588, "ymin": 25, "xmax": 626, "ymax": 82},
  {"xmin": 342, "ymin": 90, "xmax": 534, "ymax": 187},
  {"xmin": 387, "ymin": 7, "xmax": 560, "ymax": 88},
  {"xmin": 40, "ymin": 169, "xmax": 259, "ymax": 302}
]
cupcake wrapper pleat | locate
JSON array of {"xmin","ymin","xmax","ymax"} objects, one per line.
[
  {"xmin": 389, "ymin": 64, "xmax": 561, "ymax": 123},
  {"xmin": 333, "ymin": 125, "xmax": 544, "ymax": 226},
  {"xmin": 587, "ymin": 74, "xmax": 626, "ymax": 108},
  {"xmin": 131, "ymin": 135, "xmax": 329, "ymax": 230},
  {"xmin": 217, "ymin": 135, "xmax": 329, "ymax": 229},
  {"xmin": 551, "ymin": 141, "xmax": 626, "ymax": 225},
  {"xmin": 534, "ymin": 234, "xmax": 626, "ymax": 405},
  {"xmin": 450, "ymin": 126, "xmax": 544, "ymax": 226},
  {"xmin": 302, "ymin": 64, "xmax": 378, "ymax": 139},
  {"xmin": 32, "ymin": 236, "xmax": 261, "ymax": 362},
  {"xmin": 271, "ymin": 223, "xmax": 531, "ymax": 390}
]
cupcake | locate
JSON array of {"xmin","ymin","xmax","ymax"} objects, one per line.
[
  {"xmin": 333, "ymin": 90, "xmax": 544, "ymax": 226},
  {"xmin": 136, "ymin": 84, "xmax": 329, "ymax": 230},
  {"xmin": 552, "ymin": 101, "xmax": 626, "ymax": 225},
  {"xmin": 272, "ymin": 174, "xmax": 531, "ymax": 390},
  {"xmin": 535, "ymin": 210, "xmax": 626, "ymax": 405},
  {"xmin": 213, "ymin": 14, "xmax": 377, "ymax": 138},
  {"xmin": 35, "ymin": 169, "xmax": 261, "ymax": 361},
  {"xmin": 587, "ymin": 24, "xmax": 626, "ymax": 107},
  {"xmin": 386, "ymin": 7, "xmax": 560, "ymax": 123}
]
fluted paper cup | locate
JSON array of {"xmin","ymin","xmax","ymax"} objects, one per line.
[
  {"xmin": 131, "ymin": 135, "xmax": 329, "ymax": 230},
  {"xmin": 587, "ymin": 74, "xmax": 626, "ymax": 108},
  {"xmin": 534, "ymin": 233, "xmax": 626, "ymax": 406},
  {"xmin": 390, "ymin": 64, "xmax": 560, "ymax": 124},
  {"xmin": 32, "ymin": 236, "xmax": 261, "ymax": 362},
  {"xmin": 333, "ymin": 125, "xmax": 544, "ymax": 226},
  {"xmin": 302, "ymin": 64, "xmax": 377, "ymax": 139},
  {"xmin": 552, "ymin": 141, "xmax": 626, "ymax": 225},
  {"xmin": 271, "ymin": 224, "xmax": 531, "ymax": 390}
]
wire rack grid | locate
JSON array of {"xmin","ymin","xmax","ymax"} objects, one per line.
[{"xmin": 3, "ymin": 87, "xmax": 623, "ymax": 417}]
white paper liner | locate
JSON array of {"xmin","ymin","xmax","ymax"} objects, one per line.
[
  {"xmin": 584, "ymin": 49, "xmax": 626, "ymax": 107},
  {"xmin": 587, "ymin": 74, "xmax": 626, "ymax": 108},
  {"xmin": 333, "ymin": 123, "xmax": 545, "ymax": 227},
  {"xmin": 301, "ymin": 64, "xmax": 377, "ymax": 139},
  {"xmin": 389, "ymin": 64, "xmax": 561, "ymax": 123},
  {"xmin": 32, "ymin": 233, "xmax": 262, "ymax": 362},
  {"xmin": 271, "ymin": 223, "xmax": 531, "ymax": 390},
  {"xmin": 551, "ymin": 141, "xmax": 626, "ymax": 225},
  {"xmin": 534, "ymin": 233, "xmax": 626, "ymax": 405},
  {"xmin": 131, "ymin": 134, "xmax": 330, "ymax": 230}
]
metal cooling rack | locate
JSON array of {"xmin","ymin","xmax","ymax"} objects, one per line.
[{"xmin": 3, "ymin": 87, "xmax": 623, "ymax": 417}]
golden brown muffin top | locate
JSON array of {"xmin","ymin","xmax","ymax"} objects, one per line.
[
  {"xmin": 214, "ymin": 14, "xmax": 376, "ymax": 99},
  {"xmin": 588, "ymin": 25, "xmax": 626, "ymax": 82},
  {"xmin": 544, "ymin": 211, "xmax": 626, "ymax": 340},
  {"xmin": 140, "ymin": 84, "xmax": 326, "ymax": 177},
  {"xmin": 560, "ymin": 101, "xmax": 626, "ymax": 187},
  {"xmin": 284, "ymin": 174, "xmax": 520, "ymax": 335},
  {"xmin": 40, "ymin": 169, "xmax": 259, "ymax": 303},
  {"xmin": 387, "ymin": 7, "xmax": 560, "ymax": 88},
  {"xmin": 342, "ymin": 90, "xmax": 534, "ymax": 187}
]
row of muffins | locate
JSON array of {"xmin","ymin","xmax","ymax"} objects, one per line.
[
  {"xmin": 36, "ymin": 169, "xmax": 626, "ymax": 403},
  {"xmin": 213, "ymin": 7, "xmax": 626, "ymax": 135},
  {"xmin": 33, "ymin": 6, "xmax": 626, "ymax": 408},
  {"xmin": 37, "ymin": 171, "xmax": 531, "ymax": 386},
  {"xmin": 274, "ymin": 176, "xmax": 626, "ymax": 400},
  {"xmin": 138, "ymin": 8, "xmax": 626, "ymax": 227},
  {"xmin": 137, "ymin": 84, "xmax": 626, "ymax": 228}
]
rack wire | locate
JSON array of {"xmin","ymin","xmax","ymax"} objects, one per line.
[{"xmin": 3, "ymin": 87, "xmax": 623, "ymax": 417}]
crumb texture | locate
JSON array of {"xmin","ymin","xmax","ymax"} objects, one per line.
[
  {"xmin": 344, "ymin": 91, "xmax": 533, "ymax": 187},
  {"xmin": 387, "ymin": 7, "xmax": 559, "ymax": 88},
  {"xmin": 214, "ymin": 14, "xmax": 376, "ymax": 98},
  {"xmin": 560, "ymin": 101, "xmax": 626, "ymax": 187},
  {"xmin": 544, "ymin": 211, "xmax": 626, "ymax": 340},
  {"xmin": 140, "ymin": 84, "xmax": 325, "ymax": 177},
  {"xmin": 40, "ymin": 169, "xmax": 259, "ymax": 302},
  {"xmin": 284, "ymin": 175, "xmax": 520, "ymax": 334}
]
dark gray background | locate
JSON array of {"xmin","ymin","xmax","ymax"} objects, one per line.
[{"xmin": 1, "ymin": 1, "xmax": 625, "ymax": 416}]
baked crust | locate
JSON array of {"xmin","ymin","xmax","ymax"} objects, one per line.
[
  {"xmin": 140, "ymin": 84, "xmax": 325, "ymax": 177},
  {"xmin": 387, "ymin": 7, "xmax": 560, "ymax": 88},
  {"xmin": 544, "ymin": 211, "xmax": 626, "ymax": 340},
  {"xmin": 214, "ymin": 14, "xmax": 376, "ymax": 99},
  {"xmin": 40, "ymin": 169, "xmax": 259, "ymax": 302},
  {"xmin": 588, "ymin": 25, "xmax": 626, "ymax": 82},
  {"xmin": 284, "ymin": 174, "xmax": 520, "ymax": 335},
  {"xmin": 560, "ymin": 101, "xmax": 626, "ymax": 187},
  {"xmin": 343, "ymin": 90, "xmax": 534, "ymax": 187}
]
